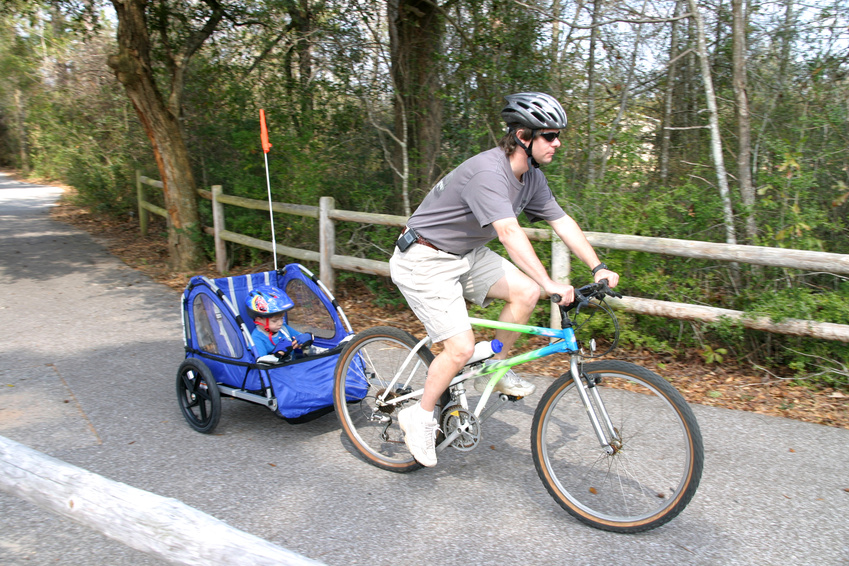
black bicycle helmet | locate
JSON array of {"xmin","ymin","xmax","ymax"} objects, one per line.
[
  {"xmin": 501, "ymin": 92, "xmax": 567, "ymax": 168},
  {"xmin": 501, "ymin": 92, "xmax": 568, "ymax": 130}
]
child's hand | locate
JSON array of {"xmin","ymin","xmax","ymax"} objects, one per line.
[
  {"xmin": 293, "ymin": 332, "xmax": 314, "ymax": 349},
  {"xmin": 271, "ymin": 338, "xmax": 295, "ymax": 356}
]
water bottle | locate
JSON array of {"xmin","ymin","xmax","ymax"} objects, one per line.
[{"xmin": 467, "ymin": 339, "xmax": 503, "ymax": 365}]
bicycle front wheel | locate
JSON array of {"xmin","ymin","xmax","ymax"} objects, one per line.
[
  {"xmin": 333, "ymin": 326, "xmax": 445, "ymax": 473},
  {"xmin": 531, "ymin": 360, "xmax": 703, "ymax": 533}
]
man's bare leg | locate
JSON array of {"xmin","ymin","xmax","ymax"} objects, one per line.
[
  {"xmin": 420, "ymin": 329, "xmax": 474, "ymax": 411},
  {"xmin": 486, "ymin": 270, "xmax": 540, "ymax": 360}
]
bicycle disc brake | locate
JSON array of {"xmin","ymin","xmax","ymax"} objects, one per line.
[{"xmin": 440, "ymin": 405, "xmax": 481, "ymax": 451}]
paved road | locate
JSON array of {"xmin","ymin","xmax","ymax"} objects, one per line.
[{"xmin": 1, "ymin": 172, "xmax": 847, "ymax": 565}]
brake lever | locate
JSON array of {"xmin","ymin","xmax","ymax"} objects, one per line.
[
  {"xmin": 597, "ymin": 278, "xmax": 623, "ymax": 299},
  {"xmin": 574, "ymin": 296, "xmax": 590, "ymax": 317}
]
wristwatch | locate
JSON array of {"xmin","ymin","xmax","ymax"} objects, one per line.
[{"xmin": 591, "ymin": 262, "xmax": 608, "ymax": 275}]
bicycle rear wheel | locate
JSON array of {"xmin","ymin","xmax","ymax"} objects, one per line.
[
  {"xmin": 531, "ymin": 360, "xmax": 703, "ymax": 533},
  {"xmin": 333, "ymin": 326, "xmax": 446, "ymax": 473}
]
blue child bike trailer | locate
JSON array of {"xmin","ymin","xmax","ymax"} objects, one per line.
[{"xmin": 177, "ymin": 264, "xmax": 367, "ymax": 432}]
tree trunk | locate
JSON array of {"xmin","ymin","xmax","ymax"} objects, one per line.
[
  {"xmin": 752, "ymin": 0, "xmax": 794, "ymax": 183},
  {"xmin": 107, "ymin": 0, "xmax": 211, "ymax": 270},
  {"xmin": 389, "ymin": 0, "xmax": 444, "ymax": 200},
  {"xmin": 549, "ymin": 0, "xmax": 562, "ymax": 69},
  {"xmin": 732, "ymin": 0, "xmax": 757, "ymax": 244},
  {"xmin": 289, "ymin": 0, "xmax": 316, "ymax": 135},
  {"xmin": 683, "ymin": 16, "xmax": 699, "ymax": 166},
  {"xmin": 597, "ymin": 0, "xmax": 647, "ymax": 185},
  {"xmin": 14, "ymin": 89, "xmax": 29, "ymax": 176},
  {"xmin": 585, "ymin": 0, "xmax": 602, "ymax": 186},
  {"xmin": 659, "ymin": 0, "xmax": 684, "ymax": 185},
  {"xmin": 687, "ymin": 0, "xmax": 738, "ymax": 248}
]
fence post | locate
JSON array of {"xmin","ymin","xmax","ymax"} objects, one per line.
[
  {"xmin": 136, "ymin": 169, "xmax": 148, "ymax": 237},
  {"xmin": 319, "ymin": 196, "xmax": 335, "ymax": 292},
  {"xmin": 550, "ymin": 238, "xmax": 571, "ymax": 331},
  {"xmin": 212, "ymin": 185, "xmax": 227, "ymax": 274}
]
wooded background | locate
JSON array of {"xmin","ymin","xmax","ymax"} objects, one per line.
[{"xmin": 1, "ymin": 0, "xmax": 847, "ymax": 386}]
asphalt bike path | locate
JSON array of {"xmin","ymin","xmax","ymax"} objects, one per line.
[{"xmin": 1, "ymin": 172, "xmax": 847, "ymax": 565}]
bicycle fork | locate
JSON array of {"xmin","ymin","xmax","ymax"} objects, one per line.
[{"xmin": 570, "ymin": 356, "xmax": 621, "ymax": 455}]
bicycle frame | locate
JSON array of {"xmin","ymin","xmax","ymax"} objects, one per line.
[
  {"xmin": 373, "ymin": 314, "xmax": 620, "ymax": 455},
  {"xmin": 462, "ymin": 317, "xmax": 577, "ymax": 410}
]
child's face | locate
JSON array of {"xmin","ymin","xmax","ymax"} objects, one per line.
[{"xmin": 257, "ymin": 314, "xmax": 284, "ymax": 333}]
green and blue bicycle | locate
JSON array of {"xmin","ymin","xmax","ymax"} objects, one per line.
[{"xmin": 332, "ymin": 281, "xmax": 704, "ymax": 533}]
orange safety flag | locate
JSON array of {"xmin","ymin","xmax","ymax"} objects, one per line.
[{"xmin": 260, "ymin": 109, "xmax": 272, "ymax": 153}]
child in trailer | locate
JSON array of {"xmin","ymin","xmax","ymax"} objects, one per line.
[{"xmin": 246, "ymin": 285, "xmax": 312, "ymax": 359}]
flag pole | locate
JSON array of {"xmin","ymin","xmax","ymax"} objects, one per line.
[{"xmin": 259, "ymin": 109, "xmax": 278, "ymax": 271}]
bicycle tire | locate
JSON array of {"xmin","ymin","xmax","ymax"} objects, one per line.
[
  {"xmin": 531, "ymin": 360, "xmax": 703, "ymax": 533},
  {"xmin": 333, "ymin": 326, "xmax": 447, "ymax": 473}
]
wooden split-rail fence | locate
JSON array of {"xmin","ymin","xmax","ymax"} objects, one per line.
[{"xmin": 136, "ymin": 171, "xmax": 849, "ymax": 343}]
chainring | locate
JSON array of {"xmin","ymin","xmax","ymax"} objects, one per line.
[{"xmin": 440, "ymin": 404, "xmax": 481, "ymax": 451}]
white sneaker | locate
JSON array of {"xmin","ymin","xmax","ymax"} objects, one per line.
[
  {"xmin": 474, "ymin": 361, "xmax": 536, "ymax": 397},
  {"xmin": 398, "ymin": 403, "xmax": 439, "ymax": 467}
]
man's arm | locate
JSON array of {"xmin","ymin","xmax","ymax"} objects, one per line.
[
  {"xmin": 492, "ymin": 217, "xmax": 575, "ymax": 302},
  {"xmin": 547, "ymin": 215, "xmax": 619, "ymax": 288}
]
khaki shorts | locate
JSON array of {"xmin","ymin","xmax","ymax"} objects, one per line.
[{"xmin": 389, "ymin": 243, "xmax": 518, "ymax": 343}]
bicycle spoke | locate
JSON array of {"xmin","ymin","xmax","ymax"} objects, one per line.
[
  {"xmin": 334, "ymin": 327, "xmax": 448, "ymax": 473},
  {"xmin": 531, "ymin": 360, "xmax": 703, "ymax": 533}
]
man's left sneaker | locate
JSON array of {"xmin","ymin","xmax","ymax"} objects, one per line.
[{"xmin": 474, "ymin": 361, "xmax": 536, "ymax": 397}]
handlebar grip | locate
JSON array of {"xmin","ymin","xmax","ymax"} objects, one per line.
[{"xmin": 551, "ymin": 294, "xmax": 562, "ymax": 303}]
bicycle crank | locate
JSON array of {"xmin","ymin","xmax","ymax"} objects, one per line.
[{"xmin": 440, "ymin": 405, "xmax": 481, "ymax": 451}]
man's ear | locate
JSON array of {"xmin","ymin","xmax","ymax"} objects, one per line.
[{"xmin": 516, "ymin": 127, "xmax": 533, "ymax": 142}]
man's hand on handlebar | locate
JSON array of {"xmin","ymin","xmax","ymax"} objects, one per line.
[
  {"xmin": 546, "ymin": 282, "xmax": 575, "ymax": 306},
  {"xmin": 593, "ymin": 268, "xmax": 619, "ymax": 289},
  {"xmin": 550, "ymin": 278, "xmax": 622, "ymax": 309},
  {"xmin": 593, "ymin": 278, "xmax": 623, "ymax": 299}
]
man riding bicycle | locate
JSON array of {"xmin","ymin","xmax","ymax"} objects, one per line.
[{"xmin": 390, "ymin": 92, "xmax": 619, "ymax": 467}]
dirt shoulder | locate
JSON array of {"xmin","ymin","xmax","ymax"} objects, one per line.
[{"xmin": 43, "ymin": 183, "xmax": 848, "ymax": 430}]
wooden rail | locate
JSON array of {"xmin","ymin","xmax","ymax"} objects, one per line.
[
  {"xmin": 0, "ymin": 435, "xmax": 324, "ymax": 566},
  {"xmin": 136, "ymin": 173, "xmax": 849, "ymax": 342}
]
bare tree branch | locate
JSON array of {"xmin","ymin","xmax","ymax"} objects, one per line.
[{"xmin": 508, "ymin": 0, "xmax": 692, "ymax": 28}]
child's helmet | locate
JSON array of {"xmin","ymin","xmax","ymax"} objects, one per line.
[{"xmin": 245, "ymin": 285, "xmax": 294, "ymax": 318}]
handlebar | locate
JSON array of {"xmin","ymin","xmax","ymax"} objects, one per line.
[
  {"xmin": 550, "ymin": 279, "xmax": 622, "ymax": 354},
  {"xmin": 550, "ymin": 278, "xmax": 622, "ymax": 311}
]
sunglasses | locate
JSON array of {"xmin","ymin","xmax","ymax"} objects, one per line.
[{"xmin": 538, "ymin": 131, "xmax": 560, "ymax": 142}]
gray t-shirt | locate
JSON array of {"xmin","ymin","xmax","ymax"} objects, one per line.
[{"xmin": 408, "ymin": 147, "xmax": 566, "ymax": 255}]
